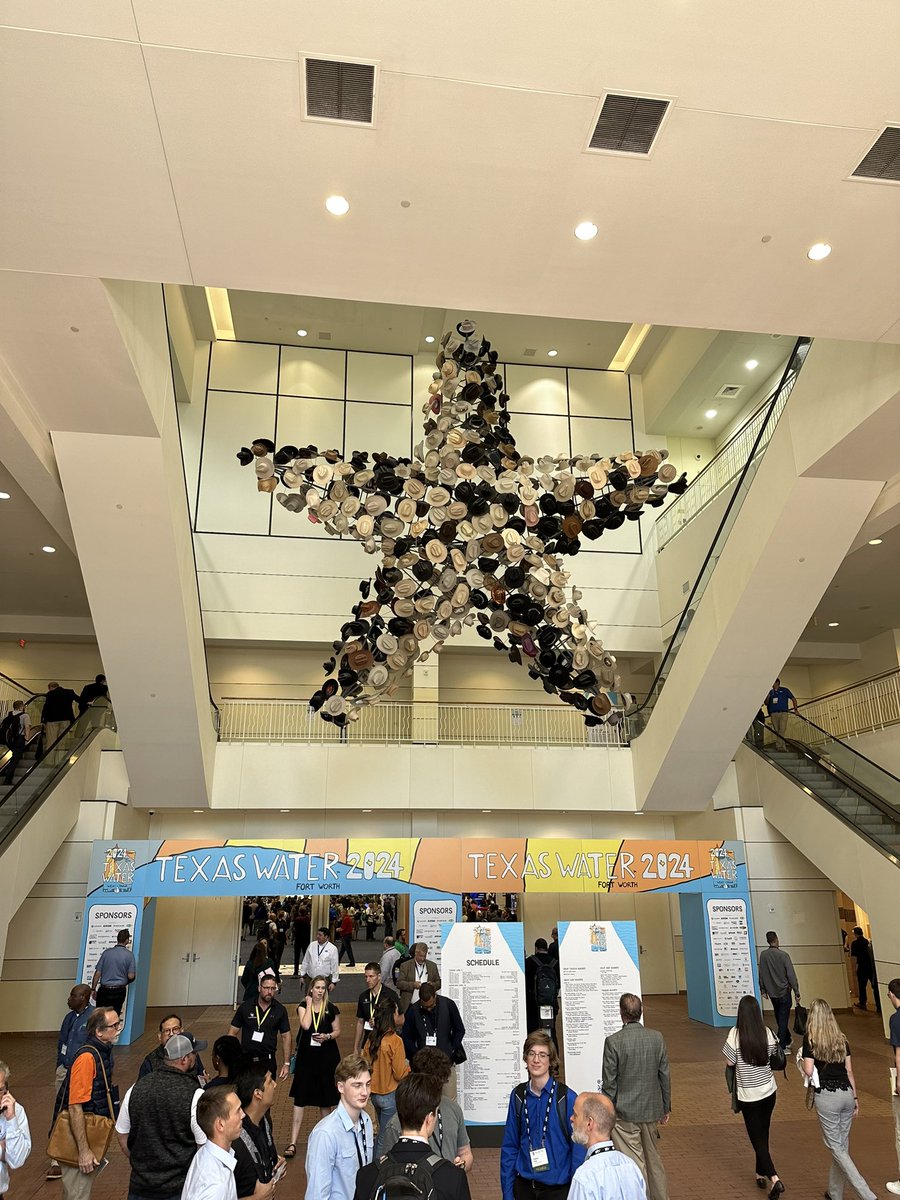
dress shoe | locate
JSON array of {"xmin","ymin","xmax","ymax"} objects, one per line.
[{"xmin": 769, "ymin": 1182, "xmax": 785, "ymax": 1200}]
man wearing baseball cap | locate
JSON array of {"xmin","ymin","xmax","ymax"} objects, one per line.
[{"xmin": 115, "ymin": 1032, "xmax": 209, "ymax": 1200}]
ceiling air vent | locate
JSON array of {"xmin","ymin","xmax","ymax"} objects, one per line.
[
  {"xmin": 851, "ymin": 126, "xmax": 900, "ymax": 182},
  {"xmin": 715, "ymin": 384, "xmax": 744, "ymax": 400},
  {"xmin": 589, "ymin": 93, "xmax": 670, "ymax": 155},
  {"xmin": 303, "ymin": 57, "xmax": 377, "ymax": 125},
  {"xmin": 318, "ymin": 331, "xmax": 332, "ymax": 341},
  {"xmin": 523, "ymin": 349, "xmax": 537, "ymax": 358}
]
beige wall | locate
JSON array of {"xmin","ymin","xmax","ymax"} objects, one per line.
[
  {"xmin": 0, "ymin": 640, "xmax": 103, "ymax": 695},
  {"xmin": 806, "ymin": 629, "xmax": 900, "ymax": 697}
]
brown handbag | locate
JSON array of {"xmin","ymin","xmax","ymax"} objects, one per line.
[{"xmin": 47, "ymin": 1049, "xmax": 116, "ymax": 1167}]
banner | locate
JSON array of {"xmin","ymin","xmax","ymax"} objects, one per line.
[
  {"xmin": 411, "ymin": 895, "xmax": 460, "ymax": 972},
  {"xmin": 706, "ymin": 898, "xmax": 755, "ymax": 1018},
  {"xmin": 440, "ymin": 922, "xmax": 527, "ymax": 1125},
  {"xmin": 558, "ymin": 921, "xmax": 642, "ymax": 1096}
]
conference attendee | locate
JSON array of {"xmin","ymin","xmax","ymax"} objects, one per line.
[
  {"xmin": 887, "ymin": 978, "xmax": 900, "ymax": 1197},
  {"xmin": 240, "ymin": 941, "xmax": 279, "ymax": 1004},
  {"xmin": 227, "ymin": 972, "xmax": 291, "ymax": 1081},
  {"xmin": 849, "ymin": 926, "xmax": 877, "ymax": 1010},
  {"xmin": 403, "ymin": 984, "xmax": 465, "ymax": 1101},
  {"xmin": 353, "ymin": 1073, "xmax": 471, "ymax": 1200},
  {"xmin": 0, "ymin": 700, "xmax": 29, "ymax": 784},
  {"xmin": 381, "ymin": 1048, "xmax": 473, "ymax": 1172},
  {"xmin": 722, "ymin": 995, "xmax": 783, "ymax": 1199},
  {"xmin": 78, "ymin": 674, "xmax": 109, "ymax": 713},
  {"xmin": 394, "ymin": 929, "xmax": 409, "ymax": 956},
  {"xmin": 206, "ymin": 1036, "xmax": 244, "ymax": 1091},
  {"xmin": 337, "ymin": 907, "xmax": 356, "ymax": 966},
  {"xmin": 91, "ymin": 928, "xmax": 136, "ymax": 1015},
  {"xmin": 353, "ymin": 962, "xmax": 386, "ymax": 1055},
  {"xmin": 55, "ymin": 1007, "xmax": 120, "ymax": 1200},
  {"xmin": 42, "ymin": 681, "xmax": 79, "ymax": 760},
  {"xmin": 601, "ymin": 994, "xmax": 671, "ymax": 1200},
  {"xmin": 304, "ymin": 1054, "xmax": 374, "ymax": 1200},
  {"xmin": 138, "ymin": 1014, "xmax": 207, "ymax": 1082},
  {"xmin": 181, "ymin": 1087, "xmax": 244, "ymax": 1200},
  {"xmin": 233, "ymin": 1063, "xmax": 282, "ymax": 1200},
  {"xmin": 766, "ymin": 677, "xmax": 798, "ymax": 746},
  {"xmin": 500, "ymin": 1030, "xmax": 583, "ymax": 1200},
  {"xmin": 368, "ymin": 1001, "xmax": 410, "ymax": 1158},
  {"xmin": 525, "ymin": 938, "xmax": 560, "ymax": 1045},
  {"xmin": 379, "ymin": 937, "xmax": 401, "ymax": 994},
  {"xmin": 286, "ymin": 975, "xmax": 341, "ymax": 1160},
  {"xmin": 0, "ymin": 1060, "xmax": 32, "ymax": 1195},
  {"xmin": 397, "ymin": 942, "xmax": 441, "ymax": 1014},
  {"xmin": 291, "ymin": 905, "xmax": 311, "ymax": 976},
  {"xmin": 569, "ymin": 1092, "xmax": 647, "ymax": 1200},
  {"xmin": 300, "ymin": 927, "xmax": 340, "ymax": 992},
  {"xmin": 547, "ymin": 926, "xmax": 560, "ymax": 963},
  {"xmin": 115, "ymin": 1033, "xmax": 206, "ymax": 1200},
  {"xmin": 48, "ymin": 985, "xmax": 95, "ymax": 1181},
  {"xmin": 802, "ymin": 998, "xmax": 875, "ymax": 1200},
  {"xmin": 758, "ymin": 931, "xmax": 801, "ymax": 1050}
]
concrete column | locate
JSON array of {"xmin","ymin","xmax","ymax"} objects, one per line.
[{"xmin": 411, "ymin": 658, "xmax": 439, "ymax": 743}]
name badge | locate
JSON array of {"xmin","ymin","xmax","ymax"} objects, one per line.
[
  {"xmin": 364, "ymin": 1021, "xmax": 373, "ymax": 1031},
  {"xmin": 251, "ymin": 1030, "xmax": 265, "ymax": 1043},
  {"xmin": 310, "ymin": 1036, "xmax": 322, "ymax": 1047},
  {"xmin": 425, "ymin": 1034, "xmax": 438, "ymax": 1047},
  {"xmin": 540, "ymin": 1006, "xmax": 554, "ymax": 1021},
  {"xmin": 61, "ymin": 1042, "xmax": 68, "ymax": 1055},
  {"xmin": 530, "ymin": 1147, "xmax": 550, "ymax": 1172}
]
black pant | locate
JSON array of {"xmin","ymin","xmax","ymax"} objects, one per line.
[
  {"xmin": 513, "ymin": 1179, "xmax": 570, "ymax": 1199},
  {"xmin": 770, "ymin": 993, "xmax": 792, "ymax": 1047},
  {"xmin": 96, "ymin": 985, "xmax": 127, "ymax": 1014},
  {"xmin": 857, "ymin": 971, "xmax": 872, "ymax": 1007},
  {"xmin": 339, "ymin": 934, "xmax": 355, "ymax": 966},
  {"xmin": 739, "ymin": 1091, "xmax": 777, "ymax": 1178}
]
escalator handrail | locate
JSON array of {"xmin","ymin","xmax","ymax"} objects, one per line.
[
  {"xmin": 632, "ymin": 335, "xmax": 812, "ymax": 719},
  {"xmin": 783, "ymin": 711, "xmax": 900, "ymax": 792},
  {"xmin": 0, "ymin": 708, "xmax": 115, "ymax": 811},
  {"xmin": 750, "ymin": 719, "xmax": 900, "ymax": 826}
]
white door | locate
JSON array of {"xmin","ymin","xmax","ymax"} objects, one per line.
[
  {"xmin": 147, "ymin": 896, "xmax": 241, "ymax": 1007},
  {"xmin": 147, "ymin": 897, "xmax": 194, "ymax": 1006}
]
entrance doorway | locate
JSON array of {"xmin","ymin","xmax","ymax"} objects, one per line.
[{"xmin": 147, "ymin": 896, "xmax": 241, "ymax": 1007}]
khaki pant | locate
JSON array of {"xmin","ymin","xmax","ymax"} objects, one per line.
[
  {"xmin": 612, "ymin": 1120, "xmax": 669, "ymax": 1200},
  {"xmin": 44, "ymin": 720, "xmax": 69, "ymax": 763},
  {"xmin": 61, "ymin": 1165, "xmax": 97, "ymax": 1200}
]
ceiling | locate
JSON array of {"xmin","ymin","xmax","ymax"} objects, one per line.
[
  {"xmin": 0, "ymin": 461, "xmax": 90, "ymax": 620},
  {"xmin": 801, "ymin": 523, "xmax": 900, "ymax": 645},
  {"xmin": 2, "ymin": 3, "xmax": 899, "ymax": 342}
]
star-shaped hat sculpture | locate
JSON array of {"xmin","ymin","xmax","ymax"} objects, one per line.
[{"xmin": 237, "ymin": 320, "xmax": 686, "ymax": 728}]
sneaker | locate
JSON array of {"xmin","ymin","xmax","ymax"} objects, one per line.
[
  {"xmin": 46, "ymin": 1163, "xmax": 62, "ymax": 1180},
  {"xmin": 886, "ymin": 1183, "xmax": 900, "ymax": 1195}
]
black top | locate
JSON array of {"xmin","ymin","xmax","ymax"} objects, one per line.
[
  {"xmin": 230, "ymin": 998, "xmax": 290, "ymax": 1058},
  {"xmin": 233, "ymin": 1112, "xmax": 278, "ymax": 1199},
  {"xmin": 802, "ymin": 1036, "xmax": 852, "ymax": 1091},
  {"xmin": 353, "ymin": 1138, "xmax": 471, "ymax": 1200},
  {"xmin": 42, "ymin": 687, "xmax": 78, "ymax": 723},
  {"xmin": 356, "ymin": 986, "xmax": 386, "ymax": 1044}
]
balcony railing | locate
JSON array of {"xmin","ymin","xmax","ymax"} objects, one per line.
[
  {"xmin": 655, "ymin": 367, "xmax": 799, "ymax": 552},
  {"xmin": 218, "ymin": 699, "xmax": 627, "ymax": 747},
  {"xmin": 800, "ymin": 670, "xmax": 900, "ymax": 741}
]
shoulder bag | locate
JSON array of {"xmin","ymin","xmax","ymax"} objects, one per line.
[
  {"xmin": 47, "ymin": 1049, "xmax": 116, "ymax": 1167},
  {"xmin": 724, "ymin": 1064, "xmax": 740, "ymax": 1113},
  {"xmin": 768, "ymin": 1040, "xmax": 787, "ymax": 1073},
  {"xmin": 793, "ymin": 1005, "xmax": 808, "ymax": 1036}
]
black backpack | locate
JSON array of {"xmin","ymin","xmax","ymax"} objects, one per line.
[
  {"xmin": 513, "ymin": 1081, "xmax": 571, "ymax": 1143},
  {"xmin": 369, "ymin": 1151, "xmax": 443, "ymax": 1200},
  {"xmin": 1, "ymin": 711, "xmax": 23, "ymax": 750},
  {"xmin": 532, "ymin": 957, "xmax": 558, "ymax": 1008}
]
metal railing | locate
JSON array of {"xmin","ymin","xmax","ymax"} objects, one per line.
[
  {"xmin": 626, "ymin": 336, "xmax": 812, "ymax": 738},
  {"xmin": 0, "ymin": 671, "xmax": 32, "ymax": 720},
  {"xmin": 799, "ymin": 669, "xmax": 900, "ymax": 741},
  {"xmin": 655, "ymin": 368, "xmax": 799, "ymax": 551},
  {"xmin": 218, "ymin": 699, "xmax": 628, "ymax": 747}
]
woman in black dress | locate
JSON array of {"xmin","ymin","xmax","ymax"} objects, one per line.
[{"xmin": 285, "ymin": 973, "xmax": 341, "ymax": 1158}]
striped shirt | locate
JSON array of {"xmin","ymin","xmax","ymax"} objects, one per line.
[{"xmin": 723, "ymin": 1027, "xmax": 777, "ymax": 1101}]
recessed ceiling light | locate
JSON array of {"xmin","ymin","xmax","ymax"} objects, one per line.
[
  {"xmin": 547, "ymin": 349, "xmax": 558, "ymax": 358},
  {"xmin": 827, "ymin": 621, "xmax": 840, "ymax": 627},
  {"xmin": 482, "ymin": 809, "xmax": 492, "ymax": 813},
  {"xmin": 362, "ymin": 808, "xmax": 372, "ymax": 813},
  {"xmin": 296, "ymin": 328, "xmax": 308, "ymax": 337},
  {"xmin": 745, "ymin": 359, "xmax": 759, "ymax": 370},
  {"xmin": 574, "ymin": 221, "xmax": 598, "ymax": 241},
  {"xmin": 192, "ymin": 809, "xmax": 204, "ymax": 814},
  {"xmin": 868, "ymin": 538, "xmax": 883, "ymax": 546},
  {"xmin": 42, "ymin": 545, "xmax": 56, "ymax": 553},
  {"xmin": 704, "ymin": 409, "xmax": 717, "ymax": 419},
  {"xmin": 325, "ymin": 194, "xmax": 350, "ymax": 216},
  {"xmin": 0, "ymin": 492, "xmax": 9, "ymax": 500},
  {"xmin": 807, "ymin": 242, "xmax": 831, "ymax": 261},
  {"xmin": 279, "ymin": 809, "xmax": 290, "ymax": 813},
  {"xmin": 424, "ymin": 335, "xmax": 435, "ymax": 344}
]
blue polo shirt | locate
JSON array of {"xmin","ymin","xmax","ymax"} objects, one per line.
[
  {"xmin": 766, "ymin": 687, "xmax": 794, "ymax": 714},
  {"xmin": 500, "ymin": 1079, "xmax": 584, "ymax": 1199},
  {"xmin": 96, "ymin": 944, "xmax": 136, "ymax": 986}
]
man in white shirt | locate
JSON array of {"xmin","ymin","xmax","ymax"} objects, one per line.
[
  {"xmin": 305, "ymin": 1055, "xmax": 374, "ymax": 1200},
  {"xmin": 569, "ymin": 1092, "xmax": 647, "ymax": 1200},
  {"xmin": 0, "ymin": 1061, "xmax": 32, "ymax": 1196},
  {"xmin": 300, "ymin": 927, "xmax": 340, "ymax": 993},
  {"xmin": 379, "ymin": 938, "xmax": 401, "ymax": 994},
  {"xmin": 182, "ymin": 1087, "xmax": 244, "ymax": 1200}
]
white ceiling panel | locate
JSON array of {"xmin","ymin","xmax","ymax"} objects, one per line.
[
  {"xmin": 0, "ymin": 0, "xmax": 139, "ymax": 39},
  {"xmin": 0, "ymin": 28, "xmax": 189, "ymax": 280}
]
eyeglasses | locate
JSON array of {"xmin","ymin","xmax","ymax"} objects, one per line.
[
  {"xmin": 104, "ymin": 1020, "xmax": 123, "ymax": 1030},
  {"xmin": 526, "ymin": 1051, "xmax": 550, "ymax": 1061}
]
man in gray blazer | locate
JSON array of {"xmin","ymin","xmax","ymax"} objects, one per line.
[
  {"xmin": 396, "ymin": 942, "xmax": 441, "ymax": 1013},
  {"xmin": 601, "ymin": 993, "xmax": 671, "ymax": 1200}
]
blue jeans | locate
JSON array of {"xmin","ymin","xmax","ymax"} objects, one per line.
[
  {"xmin": 770, "ymin": 993, "xmax": 792, "ymax": 1047},
  {"xmin": 372, "ymin": 1090, "xmax": 397, "ymax": 1159}
]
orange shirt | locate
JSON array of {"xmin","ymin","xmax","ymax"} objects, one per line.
[
  {"xmin": 68, "ymin": 1051, "xmax": 97, "ymax": 1105},
  {"xmin": 369, "ymin": 1032, "xmax": 410, "ymax": 1096}
]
